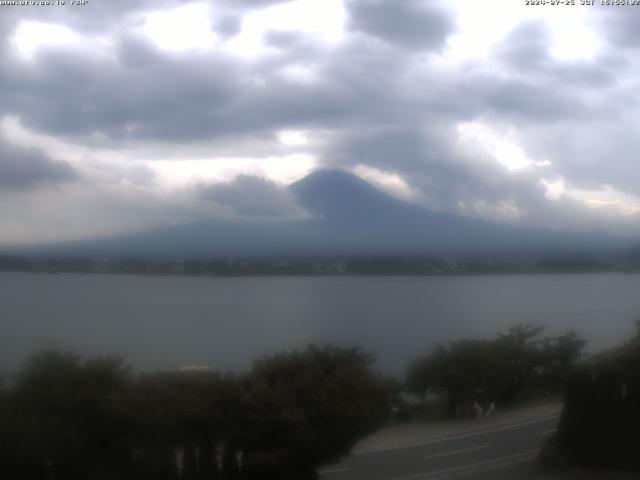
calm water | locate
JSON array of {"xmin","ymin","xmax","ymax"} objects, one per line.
[{"xmin": 1, "ymin": 272, "xmax": 639, "ymax": 376}]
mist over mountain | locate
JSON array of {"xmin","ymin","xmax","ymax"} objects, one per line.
[{"xmin": 14, "ymin": 170, "xmax": 629, "ymax": 259}]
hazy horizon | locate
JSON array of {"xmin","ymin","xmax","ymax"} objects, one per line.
[
  {"xmin": 2, "ymin": 1, "xmax": 640, "ymax": 247},
  {"xmin": 2, "ymin": 169, "xmax": 631, "ymax": 258}
]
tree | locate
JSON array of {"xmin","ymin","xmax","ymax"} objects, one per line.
[
  {"xmin": 406, "ymin": 325, "xmax": 586, "ymax": 416},
  {"xmin": 243, "ymin": 345, "xmax": 392, "ymax": 479},
  {"xmin": 406, "ymin": 345, "xmax": 446, "ymax": 401},
  {"xmin": 1, "ymin": 345, "xmax": 394, "ymax": 480},
  {"xmin": 494, "ymin": 324, "xmax": 545, "ymax": 400},
  {"xmin": 539, "ymin": 331, "xmax": 587, "ymax": 393},
  {"xmin": 128, "ymin": 370, "xmax": 244, "ymax": 480},
  {"xmin": 6, "ymin": 351, "xmax": 133, "ymax": 480},
  {"xmin": 0, "ymin": 370, "xmax": 13, "ymax": 474},
  {"xmin": 546, "ymin": 325, "xmax": 640, "ymax": 470}
]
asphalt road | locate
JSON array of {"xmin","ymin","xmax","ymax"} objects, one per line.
[{"xmin": 318, "ymin": 414, "xmax": 560, "ymax": 480}]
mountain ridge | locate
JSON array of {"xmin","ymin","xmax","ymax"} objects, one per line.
[{"xmin": 7, "ymin": 169, "xmax": 629, "ymax": 258}]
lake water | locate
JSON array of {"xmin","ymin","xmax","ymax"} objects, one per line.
[{"xmin": 1, "ymin": 272, "xmax": 639, "ymax": 376}]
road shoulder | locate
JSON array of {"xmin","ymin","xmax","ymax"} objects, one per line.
[{"xmin": 353, "ymin": 402, "xmax": 562, "ymax": 455}]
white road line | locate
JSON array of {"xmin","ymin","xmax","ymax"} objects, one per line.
[
  {"xmin": 318, "ymin": 467, "xmax": 351, "ymax": 475},
  {"xmin": 354, "ymin": 414, "xmax": 560, "ymax": 455},
  {"xmin": 423, "ymin": 445, "xmax": 487, "ymax": 460},
  {"xmin": 386, "ymin": 449, "xmax": 540, "ymax": 480},
  {"xmin": 542, "ymin": 428, "xmax": 556, "ymax": 435}
]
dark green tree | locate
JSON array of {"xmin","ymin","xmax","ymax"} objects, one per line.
[
  {"xmin": 493, "ymin": 324, "xmax": 545, "ymax": 399},
  {"xmin": 6, "ymin": 351, "xmax": 133, "ymax": 480},
  {"xmin": 547, "ymin": 324, "xmax": 640, "ymax": 470},
  {"xmin": 242, "ymin": 345, "xmax": 392, "ymax": 479},
  {"xmin": 1, "ymin": 345, "xmax": 394, "ymax": 480},
  {"xmin": 539, "ymin": 331, "xmax": 587, "ymax": 394},
  {"xmin": 128, "ymin": 370, "xmax": 241, "ymax": 480},
  {"xmin": 406, "ymin": 324, "xmax": 586, "ymax": 416}
]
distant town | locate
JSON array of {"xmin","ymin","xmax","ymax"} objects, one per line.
[{"xmin": 1, "ymin": 254, "xmax": 638, "ymax": 276}]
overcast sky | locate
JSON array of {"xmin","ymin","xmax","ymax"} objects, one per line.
[{"xmin": 1, "ymin": 0, "xmax": 640, "ymax": 245}]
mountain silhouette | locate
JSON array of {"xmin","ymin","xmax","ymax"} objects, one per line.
[{"xmin": 19, "ymin": 169, "xmax": 625, "ymax": 258}]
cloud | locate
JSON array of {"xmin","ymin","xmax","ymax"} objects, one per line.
[
  {"xmin": 0, "ymin": 0, "xmax": 639, "ymax": 243},
  {"xmin": 346, "ymin": 0, "xmax": 454, "ymax": 50},
  {"xmin": 493, "ymin": 19, "xmax": 618, "ymax": 87},
  {"xmin": 596, "ymin": 7, "xmax": 640, "ymax": 48},
  {"xmin": 323, "ymin": 124, "xmax": 513, "ymax": 216},
  {"xmin": 6, "ymin": 0, "xmax": 180, "ymax": 34},
  {"xmin": 0, "ymin": 136, "xmax": 76, "ymax": 190},
  {"xmin": 0, "ymin": 181, "xmax": 217, "ymax": 246},
  {"xmin": 198, "ymin": 175, "xmax": 310, "ymax": 221},
  {"xmin": 1, "ymin": 31, "xmax": 353, "ymax": 145},
  {"xmin": 1, "ymin": 39, "xmax": 245, "ymax": 142}
]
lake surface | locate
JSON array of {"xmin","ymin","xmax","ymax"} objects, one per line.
[{"xmin": 1, "ymin": 272, "xmax": 639, "ymax": 376}]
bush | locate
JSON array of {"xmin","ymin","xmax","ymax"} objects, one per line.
[
  {"xmin": 407, "ymin": 324, "xmax": 585, "ymax": 416},
  {"xmin": 0, "ymin": 345, "xmax": 391, "ymax": 480},
  {"xmin": 548, "ymin": 327, "xmax": 640, "ymax": 470},
  {"xmin": 242, "ymin": 345, "xmax": 392, "ymax": 478}
]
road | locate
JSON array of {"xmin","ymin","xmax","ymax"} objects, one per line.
[{"xmin": 318, "ymin": 414, "xmax": 560, "ymax": 480}]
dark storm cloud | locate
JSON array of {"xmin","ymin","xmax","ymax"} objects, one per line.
[
  {"xmin": 345, "ymin": 0, "xmax": 454, "ymax": 50},
  {"xmin": 198, "ymin": 175, "xmax": 309, "ymax": 220},
  {"xmin": 0, "ymin": 138, "xmax": 76, "ymax": 190}
]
